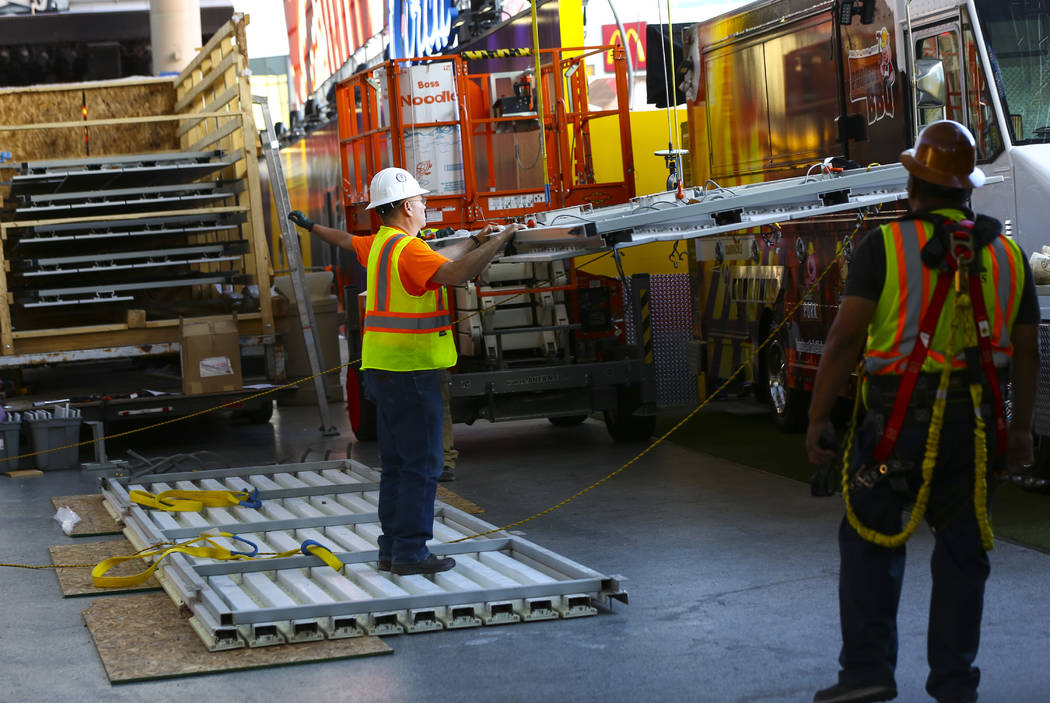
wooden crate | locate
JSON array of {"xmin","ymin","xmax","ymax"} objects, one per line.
[{"xmin": 0, "ymin": 13, "xmax": 273, "ymax": 361}]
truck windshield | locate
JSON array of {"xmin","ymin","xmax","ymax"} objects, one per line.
[{"xmin": 974, "ymin": 0, "xmax": 1050, "ymax": 144}]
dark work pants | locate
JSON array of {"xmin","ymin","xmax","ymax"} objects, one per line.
[
  {"xmin": 838, "ymin": 410, "xmax": 992, "ymax": 702},
  {"xmin": 362, "ymin": 368, "xmax": 444, "ymax": 564}
]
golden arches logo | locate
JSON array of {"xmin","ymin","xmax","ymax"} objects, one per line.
[{"xmin": 602, "ymin": 22, "xmax": 646, "ymax": 72}]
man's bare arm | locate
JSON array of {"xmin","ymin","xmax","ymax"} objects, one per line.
[
  {"xmin": 309, "ymin": 223, "xmax": 355, "ymax": 251},
  {"xmin": 430, "ymin": 225, "xmax": 522, "ymax": 285},
  {"xmin": 805, "ymin": 295, "xmax": 876, "ymax": 464}
]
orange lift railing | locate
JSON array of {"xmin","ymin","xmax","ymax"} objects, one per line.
[{"xmin": 334, "ymin": 45, "xmax": 634, "ymax": 236}]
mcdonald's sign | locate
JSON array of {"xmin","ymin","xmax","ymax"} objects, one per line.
[{"xmin": 602, "ymin": 22, "xmax": 646, "ymax": 72}]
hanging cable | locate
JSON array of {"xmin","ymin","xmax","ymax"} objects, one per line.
[
  {"xmin": 665, "ymin": 0, "xmax": 684, "ymax": 183},
  {"xmin": 606, "ymin": 0, "xmax": 635, "ymax": 106},
  {"xmin": 656, "ymin": 0, "xmax": 674, "ymax": 158}
]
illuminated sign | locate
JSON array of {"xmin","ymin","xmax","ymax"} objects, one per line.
[
  {"xmin": 388, "ymin": 0, "xmax": 458, "ymax": 60},
  {"xmin": 285, "ymin": 0, "xmax": 385, "ymax": 105},
  {"xmin": 602, "ymin": 21, "xmax": 646, "ymax": 72}
]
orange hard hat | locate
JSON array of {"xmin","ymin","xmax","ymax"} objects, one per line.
[{"xmin": 899, "ymin": 120, "xmax": 986, "ymax": 189}]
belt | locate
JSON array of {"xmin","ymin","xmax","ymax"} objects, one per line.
[{"xmin": 866, "ymin": 371, "xmax": 1007, "ymax": 412}]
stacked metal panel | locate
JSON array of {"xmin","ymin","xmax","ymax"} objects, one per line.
[
  {"xmin": 100, "ymin": 460, "xmax": 625, "ymax": 651},
  {"xmin": 6, "ymin": 150, "xmax": 247, "ymax": 311},
  {"xmin": 453, "ymin": 260, "xmax": 572, "ymax": 365}
]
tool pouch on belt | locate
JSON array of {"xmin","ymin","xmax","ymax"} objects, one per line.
[{"xmin": 848, "ymin": 408, "xmax": 917, "ymax": 497}]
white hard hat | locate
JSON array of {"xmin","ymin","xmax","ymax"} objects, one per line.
[{"xmin": 365, "ymin": 167, "xmax": 429, "ymax": 210}]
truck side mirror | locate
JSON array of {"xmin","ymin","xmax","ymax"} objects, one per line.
[{"xmin": 915, "ymin": 58, "xmax": 947, "ymax": 108}]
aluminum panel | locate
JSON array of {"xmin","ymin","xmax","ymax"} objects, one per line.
[{"xmin": 102, "ymin": 460, "xmax": 625, "ymax": 649}]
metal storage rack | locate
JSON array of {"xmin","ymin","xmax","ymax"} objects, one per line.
[{"xmin": 0, "ymin": 13, "xmax": 272, "ymax": 368}]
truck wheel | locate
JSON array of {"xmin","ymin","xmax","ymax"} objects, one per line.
[
  {"xmin": 603, "ymin": 385, "xmax": 656, "ymax": 443},
  {"xmin": 763, "ymin": 337, "xmax": 808, "ymax": 433},
  {"xmin": 346, "ymin": 368, "xmax": 377, "ymax": 441},
  {"xmin": 238, "ymin": 398, "xmax": 274, "ymax": 424},
  {"xmin": 549, "ymin": 415, "xmax": 588, "ymax": 427}
]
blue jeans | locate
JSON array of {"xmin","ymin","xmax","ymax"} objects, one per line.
[
  {"xmin": 361, "ymin": 368, "xmax": 445, "ymax": 564},
  {"xmin": 837, "ymin": 409, "xmax": 993, "ymax": 702}
]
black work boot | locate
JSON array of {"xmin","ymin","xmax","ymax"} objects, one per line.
[{"xmin": 813, "ymin": 682, "xmax": 897, "ymax": 703}]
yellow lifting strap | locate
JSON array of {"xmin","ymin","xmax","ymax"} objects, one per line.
[
  {"xmin": 91, "ymin": 532, "xmax": 344, "ymax": 588},
  {"xmin": 129, "ymin": 488, "xmax": 257, "ymax": 512}
]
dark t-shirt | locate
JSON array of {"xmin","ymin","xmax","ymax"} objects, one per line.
[{"xmin": 845, "ymin": 220, "xmax": 1040, "ymax": 325}]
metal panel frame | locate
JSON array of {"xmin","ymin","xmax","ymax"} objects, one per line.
[{"xmin": 101, "ymin": 460, "xmax": 626, "ymax": 649}]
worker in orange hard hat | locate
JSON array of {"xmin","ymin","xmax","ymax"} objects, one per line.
[
  {"xmin": 288, "ymin": 167, "xmax": 521, "ymax": 576},
  {"xmin": 806, "ymin": 121, "xmax": 1040, "ymax": 703}
]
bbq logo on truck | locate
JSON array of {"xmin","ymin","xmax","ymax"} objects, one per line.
[{"xmin": 848, "ymin": 27, "xmax": 896, "ymax": 124}]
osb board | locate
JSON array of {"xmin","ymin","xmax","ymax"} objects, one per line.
[
  {"xmin": 438, "ymin": 486, "xmax": 485, "ymax": 514},
  {"xmin": 50, "ymin": 494, "xmax": 122, "ymax": 536},
  {"xmin": 49, "ymin": 538, "xmax": 160, "ymax": 597},
  {"xmin": 85, "ymin": 82, "xmax": 178, "ymax": 155},
  {"xmin": 83, "ymin": 592, "xmax": 392, "ymax": 683},
  {"xmin": 0, "ymin": 89, "xmax": 84, "ymax": 163}
]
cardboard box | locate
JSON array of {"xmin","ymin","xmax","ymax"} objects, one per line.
[
  {"xmin": 404, "ymin": 125, "xmax": 465, "ymax": 195},
  {"xmin": 126, "ymin": 309, "xmax": 146, "ymax": 328},
  {"xmin": 180, "ymin": 316, "xmax": 243, "ymax": 395}
]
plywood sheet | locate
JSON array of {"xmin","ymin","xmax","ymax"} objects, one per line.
[
  {"xmin": 437, "ymin": 486, "xmax": 485, "ymax": 514},
  {"xmin": 85, "ymin": 82, "xmax": 177, "ymax": 155},
  {"xmin": 82, "ymin": 592, "xmax": 392, "ymax": 683},
  {"xmin": 49, "ymin": 538, "xmax": 160, "ymax": 597},
  {"xmin": 50, "ymin": 494, "xmax": 122, "ymax": 536},
  {"xmin": 0, "ymin": 88, "xmax": 84, "ymax": 162}
]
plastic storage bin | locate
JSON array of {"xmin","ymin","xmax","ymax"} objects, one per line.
[
  {"xmin": 0, "ymin": 420, "xmax": 20, "ymax": 471},
  {"xmin": 28, "ymin": 416, "xmax": 82, "ymax": 471}
]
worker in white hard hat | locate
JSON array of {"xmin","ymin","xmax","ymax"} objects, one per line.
[{"xmin": 288, "ymin": 166, "xmax": 520, "ymax": 576}]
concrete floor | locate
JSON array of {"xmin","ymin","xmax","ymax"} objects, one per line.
[{"xmin": 2, "ymin": 403, "xmax": 1049, "ymax": 702}]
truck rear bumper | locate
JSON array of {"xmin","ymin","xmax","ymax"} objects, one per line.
[{"xmin": 447, "ymin": 359, "xmax": 653, "ymax": 424}]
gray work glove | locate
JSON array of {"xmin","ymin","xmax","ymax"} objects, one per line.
[{"xmin": 288, "ymin": 210, "xmax": 314, "ymax": 232}]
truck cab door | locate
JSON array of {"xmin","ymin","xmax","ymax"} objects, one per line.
[{"xmin": 909, "ymin": 16, "xmax": 1014, "ymax": 228}]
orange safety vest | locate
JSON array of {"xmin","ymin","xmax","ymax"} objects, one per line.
[
  {"xmin": 864, "ymin": 210, "xmax": 1026, "ymax": 376},
  {"xmin": 361, "ymin": 226, "xmax": 456, "ymax": 372}
]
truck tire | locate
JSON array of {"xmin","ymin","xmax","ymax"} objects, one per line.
[
  {"xmin": 549, "ymin": 415, "xmax": 588, "ymax": 427},
  {"xmin": 346, "ymin": 368, "xmax": 377, "ymax": 441},
  {"xmin": 762, "ymin": 336, "xmax": 808, "ymax": 433},
  {"xmin": 240, "ymin": 398, "xmax": 275, "ymax": 424},
  {"xmin": 604, "ymin": 385, "xmax": 656, "ymax": 443}
]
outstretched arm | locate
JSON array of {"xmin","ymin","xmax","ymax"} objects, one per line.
[
  {"xmin": 430, "ymin": 225, "xmax": 522, "ymax": 286},
  {"xmin": 288, "ymin": 210, "xmax": 354, "ymax": 250}
]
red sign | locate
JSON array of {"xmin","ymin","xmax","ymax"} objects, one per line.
[
  {"xmin": 285, "ymin": 0, "xmax": 384, "ymax": 105},
  {"xmin": 602, "ymin": 22, "xmax": 646, "ymax": 72}
]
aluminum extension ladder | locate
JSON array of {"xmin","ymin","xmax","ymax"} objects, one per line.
[{"xmin": 252, "ymin": 97, "xmax": 337, "ymax": 435}]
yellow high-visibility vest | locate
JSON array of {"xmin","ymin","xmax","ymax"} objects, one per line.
[
  {"xmin": 361, "ymin": 226, "xmax": 457, "ymax": 371},
  {"xmin": 865, "ymin": 210, "xmax": 1026, "ymax": 376}
]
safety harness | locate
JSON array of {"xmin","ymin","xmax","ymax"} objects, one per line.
[{"xmin": 842, "ymin": 214, "xmax": 1005, "ymax": 550}]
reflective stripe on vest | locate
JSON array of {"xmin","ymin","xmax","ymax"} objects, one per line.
[
  {"xmin": 361, "ymin": 226, "xmax": 456, "ymax": 371},
  {"xmin": 865, "ymin": 216, "xmax": 1025, "ymax": 376}
]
